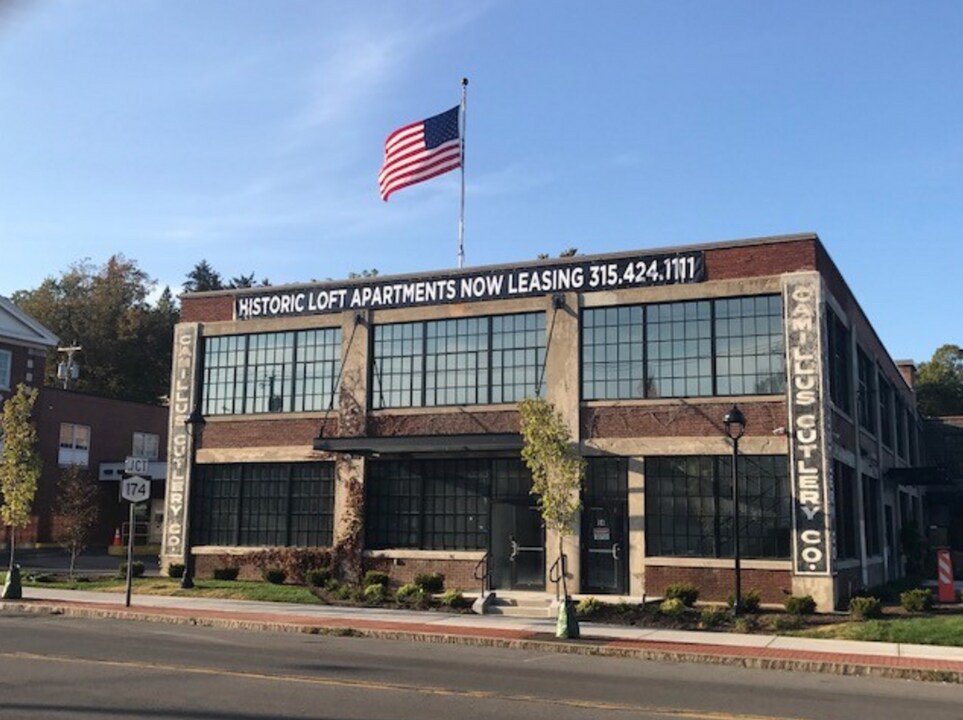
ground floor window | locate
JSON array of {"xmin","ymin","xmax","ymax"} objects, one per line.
[
  {"xmin": 192, "ymin": 463, "xmax": 334, "ymax": 547},
  {"xmin": 645, "ymin": 455, "xmax": 790, "ymax": 559},
  {"xmin": 366, "ymin": 458, "xmax": 532, "ymax": 550}
]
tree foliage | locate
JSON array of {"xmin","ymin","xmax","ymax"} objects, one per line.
[
  {"xmin": 55, "ymin": 464, "xmax": 100, "ymax": 580},
  {"xmin": 518, "ymin": 397, "xmax": 584, "ymax": 598},
  {"xmin": 183, "ymin": 259, "xmax": 224, "ymax": 293},
  {"xmin": 0, "ymin": 385, "xmax": 41, "ymax": 567},
  {"xmin": 916, "ymin": 344, "xmax": 963, "ymax": 416},
  {"xmin": 12, "ymin": 256, "xmax": 177, "ymax": 404}
]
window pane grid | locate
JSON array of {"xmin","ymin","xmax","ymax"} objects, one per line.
[
  {"xmin": 646, "ymin": 300, "xmax": 713, "ymax": 398},
  {"xmin": 372, "ymin": 313, "xmax": 545, "ymax": 409},
  {"xmin": 193, "ymin": 463, "xmax": 334, "ymax": 547},
  {"xmin": 715, "ymin": 295, "xmax": 785, "ymax": 396},
  {"xmin": 582, "ymin": 306, "xmax": 644, "ymax": 400},
  {"xmin": 645, "ymin": 455, "xmax": 790, "ymax": 559},
  {"xmin": 202, "ymin": 329, "xmax": 341, "ymax": 416}
]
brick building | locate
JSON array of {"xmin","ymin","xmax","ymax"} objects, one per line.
[
  {"xmin": 0, "ymin": 297, "xmax": 168, "ymax": 550},
  {"xmin": 162, "ymin": 233, "xmax": 924, "ymax": 610}
]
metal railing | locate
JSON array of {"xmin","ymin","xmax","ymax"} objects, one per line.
[
  {"xmin": 473, "ymin": 551, "xmax": 491, "ymax": 598},
  {"xmin": 548, "ymin": 553, "xmax": 568, "ymax": 600}
]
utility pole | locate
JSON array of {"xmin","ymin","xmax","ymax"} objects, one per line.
[{"xmin": 57, "ymin": 345, "xmax": 82, "ymax": 390}]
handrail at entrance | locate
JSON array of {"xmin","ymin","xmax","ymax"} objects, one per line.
[
  {"xmin": 473, "ymin": 551, "xmax": 491, "ymax": 597},
  {"xmin": 548, "ymin": 553, "xmax": 567, "ymax": 600}
]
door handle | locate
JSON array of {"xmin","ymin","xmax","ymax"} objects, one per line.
[
  {"xmin": 612, "ymin": 543, "xmax": 620, "ymax": 560},
  {"xmin": 509, "ymin": 537, "xmax": 519, "ymax": 562}
]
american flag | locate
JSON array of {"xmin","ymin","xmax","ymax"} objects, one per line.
[{"xmin": 378, "ymin": 105, "xmax": 461, "ymax": 201}]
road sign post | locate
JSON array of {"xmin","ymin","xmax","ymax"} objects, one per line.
[{"xmin": 121, "ymin": 476, "xmax": 150, "ymax": 607}]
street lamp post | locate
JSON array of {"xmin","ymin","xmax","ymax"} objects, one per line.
[
  {"xmin": 180, "ymin": 407, "xmax": 206, "ymax": 590},
  {"xmin": 724, "ymin": 405, "xmax": 746, "ymax": 615}
]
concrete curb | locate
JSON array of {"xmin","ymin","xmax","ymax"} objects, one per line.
[{"xmin": 4, "ymin": 599, "xmax": 963, "ymax": 684}]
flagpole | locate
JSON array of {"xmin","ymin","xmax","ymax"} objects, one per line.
[{"xmin": 458, "ymin": 77, "xmax": 468, "ymax": 269}]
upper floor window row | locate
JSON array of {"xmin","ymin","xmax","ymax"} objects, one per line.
[
  {"xmin": 202, "ymin": 328, "xmax": 341, "ymax": 416},
  {"xmin": 371, "ymin": 312, "xmax": 545, "ymax": 409},
  {"xmin": 582, "ymin": 295, "xmax": 785, "ymax": 400}
]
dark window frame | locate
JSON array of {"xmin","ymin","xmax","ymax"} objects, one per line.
[
  {"xmin": 581, "ymin": 294, "xmax": 786, "ymax": 401},
  {"xmin": 856, "ymin": 348, "xmax": 877, "ymax": 434},
  {"xmin": 370, "ymin": 312, "xmax": 545, "ymax": 410}
]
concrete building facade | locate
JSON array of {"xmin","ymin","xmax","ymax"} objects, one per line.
[{"xmin": 162, "ymin": 234, "xmax": 924, "ymax": 610}]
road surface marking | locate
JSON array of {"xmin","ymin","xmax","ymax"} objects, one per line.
[{"xmin": 1, "ymin": 650, "xmax": 803, "ymax": 720}]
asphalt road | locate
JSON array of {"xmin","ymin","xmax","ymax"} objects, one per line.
[{"xmin": 0, "ymin": 612, "xmax": 961, "ymax": 720}]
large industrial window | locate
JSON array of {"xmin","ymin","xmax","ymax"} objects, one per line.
[
  {"xmin": 857, "ymin": 349, "xmax": 877, "ymax": 434},
  {"xmin": 863, "ymin": 474, "xmax": 881, "ymax": 556},
  {"xmin": 582, "ymin": 295, "xmax": 784, "ymax": 400},
  {"xmin": 191, "ymin": 463, "xmax": 334, "ymax": 547},
  {"xmin": 644, "ymin": 455, "xmax": 790, "ymax": 559},
  {"xmin": 879, "ymin": 375, "xmax": 894, "ymax": 448},
  {"xmin": 202, "ymin": 328, "xmax": 341, "ymax": 416},
  {"xmin": 827, "ymin": 310, "xmax": 851, "ymax": 414},
  {"xmin": 833, "ymin": 462, "xmax": 858, "ymax": 560},
  {"xmin": 371, "ymin": 313, "xmax": 545, "ymax": 409},
  {"xmin": 896, "ymin": 401, "xmax": 908, "ymax": 459},
  {"xmin": 0, "ymin": 349, "xmax": 10, "ymax": 390},
  {"xmin": 366, "ymin": 458, "xmax": 532, "ymax": 549}
]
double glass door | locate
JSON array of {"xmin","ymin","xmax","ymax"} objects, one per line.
[{"xmin": 490, "ymin": 502, "xmax": 544, "ymax": 590}]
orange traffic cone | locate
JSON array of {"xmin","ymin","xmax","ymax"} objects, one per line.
[{"xmin": 112, "ymin": 528, "xmax": 121, "ymax": 546}]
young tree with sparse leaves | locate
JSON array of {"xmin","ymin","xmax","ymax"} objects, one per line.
[
  {"xmin": 518, "ymin": 397, "xmax": 584, "ymax": 637},
  {"xmin": 0, "ymin": 385, "xmax": 41, "ymax": 572},
  {"xmin": 56, "ymin": 464, "xmax": 100, "ymax": 580}
]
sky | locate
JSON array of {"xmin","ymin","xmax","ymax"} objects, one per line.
[{"xmin": 0, "ymin": 1, "xmax": 960, "ymax": 363}]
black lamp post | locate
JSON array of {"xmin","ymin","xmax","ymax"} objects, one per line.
[
  {"xmin": 180, "ymin": 407, "xmax": 206, "ymax": 589},
  {"xmin": 723, "ymin": 405, "xmax": 746, "ymax": 615}
]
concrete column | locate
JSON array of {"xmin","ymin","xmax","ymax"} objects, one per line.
[
  {"xmin": 627, "ymin": 457, "xmax": 646, "ymax": 597},
  {"xmin": 544, "ymin": 292, "xmax": 581, "ymax": 593},
  {"xmin": 333, "ymin": 310, "xmax": 370, "ymax": 544}
]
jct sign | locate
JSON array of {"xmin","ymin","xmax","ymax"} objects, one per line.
[{"xmin": 784, "ymin": 274, "xmax": 833, "ymax": 576}]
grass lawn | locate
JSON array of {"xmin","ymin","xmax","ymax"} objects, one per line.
[
  {"xmin": 793, "ymin": 614, "xmax": 963, "ymax": 647},
  {"xmin": 3, "ymin": 572, "xmax": 323, "ymax": 605}
]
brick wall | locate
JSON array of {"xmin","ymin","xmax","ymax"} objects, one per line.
[
  {"xmin": 181, "ymin": 295, "xmax": 234, "ymax": 323},
  {"xmin": 583, "ymin": 401, "xmax": 787, "ymax": 439},
  {"xmin": 704, "ymin": 238, "xmax": 816, "ymax": 281},
  {"xmin": 364, "ymin": 556, "xmax": 479, "ymax": 591},
  {"xmin": 200, "ymin": 417, "xmax": 336, "ymax": 449},
  {"xmin": 368, "ymin": 411, "xmax": 518, "ymax": 437},
  {"xmin": 645, "ymin": 565, "xmax": 792, "ymax": 604}
]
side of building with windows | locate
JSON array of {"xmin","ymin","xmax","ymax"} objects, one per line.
[{"xmin": 163, "ymin": 234, "xmax": 924, "ymax": 610}]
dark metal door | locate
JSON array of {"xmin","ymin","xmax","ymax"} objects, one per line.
[
  {"xmin": 490, "ymin": 502, "xmax": 544, "ymax": 590},
  {"xmin": 582, "ymin": 502, "xmax": 627, "ymax": 594}
]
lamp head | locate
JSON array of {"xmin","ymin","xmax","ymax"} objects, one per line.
[
  {"xmin": 724, "ymin": 405, "xmax": 746, "ymax": 440},
  {"xmin": 184, "ymin": 407, "xmax": 206, "ymax": 428}
]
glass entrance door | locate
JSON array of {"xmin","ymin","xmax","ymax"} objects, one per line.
[
  {"xmin": 490, "ymin": 502, "xmax": 544, "ymax": 590},
  {"xmin": 581, "ymin": 502, "xmax": 627, "ymax": 594}
]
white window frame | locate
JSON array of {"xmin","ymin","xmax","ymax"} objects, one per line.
[
  {"xmin": 59, "ymin": 423, "xmax": 91, "ymax": 467},
  {"xmin": 0, "ymin": 349, "xmax": 11, "ymax": 391},
  {"xmin": 132, "ymin": 431, "xmax": 160, "ymax": 460}
]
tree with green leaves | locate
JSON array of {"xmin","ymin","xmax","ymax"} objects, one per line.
[
  {"xmin": 55, "ymin": 464, "xmax": 100, "ymax": 580},
  {"xmin": 183, "ymin": 259, "xmax": 224, "ymax": 293},
  {"xmin": 917, "ymin": 344, "xmax": 963, "ymax": 417},
  {"xmin": 518, "ymin": 396, "xmax": 584, "ymax": 637},
  {"xmin": 12, "ymin": 256, "xmax": 177, "ymax": 404},
  {"xmin": 1, "ymin": 385, "xmax": 41, "ymax": 574}
]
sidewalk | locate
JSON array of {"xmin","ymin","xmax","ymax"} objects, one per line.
[{"xmin": 5, "ymin": 586, "xmax": 963, "ymax": 683}]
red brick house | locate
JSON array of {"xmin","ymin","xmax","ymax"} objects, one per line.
[{"xmin": 0, "ymin": 297, "xmax": 168, "ymax": 550}]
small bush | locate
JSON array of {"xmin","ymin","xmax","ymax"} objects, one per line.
[
  {"xmin": 263, "ymin": 567, "xmax": 287, "ymax": 585},
  {"xmin": 733, "ymin": 616, "xmax": 759, "ymax": 633},
  {"xmin": 849, "ymin": 595, "xmax": 883, "ymax": 621},
  {"xmin": 575, "ymin": 596, "xmax": 604, "ymax": 618},
  {"xmin": 727, "ymin": 589, "xmax": 761, "ymax": 613},
  {"xmin": 439, "ymin": 589, "xmax": 470, "ymax": 609},
  {"xmin": 414, "ymin": 572, "xmax": 444, "ymax": 593},
  {"xmin": 363, "ymin": 570, "xmax": 390, "ymax": 588},
  {"xmin": 213, "ymin": 567, "xmax": 240, "ymax": 581},
  {"xmin": 76, "ymin": 576, "xmax": 90, "ymax": 583},
  {"xmin": 396, "ymin": 582, "xmax": 427, "ymax": 605},
  {"xmin": 335, "ymin": 583, "xmax": 359, "ymax": 602},
  {"xmin": 167, "ymin": 563, "xmax": 186, "ymax": 579},
  {"xmin": 364, "ymin": 583, "xmax": 386, "ymax": 604},
  {"xmin": 119, "ymin": 561, "xmax": 145, "ymax": 578},
  {"xmin": 899, "ymin": 588, "xmax": 933, "ymax": 613},
  {"xmin": 307, "ymin": 568, "xmax": 332, "ymax": 587},
  {"xmin": 784, "ymin": 595, "xmax": 817, "ymax": 616},
  {"xmin": 763, "ymin": 614, "xmax": 804, "ymax": 632},
  {"xmin": 664, "ymin": 582, "xmax": 700, "ymax": 607},
  {"xmin": 659, "ymin": 597, "xmax": 687, "ymax": 617},
  {"xmin": 699, "ymin": 607, "xmax": 729, "ymax": 628}
]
